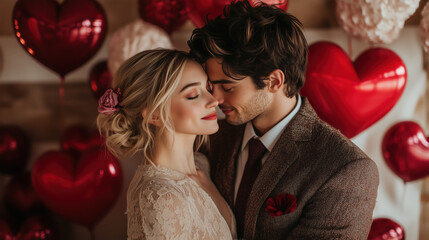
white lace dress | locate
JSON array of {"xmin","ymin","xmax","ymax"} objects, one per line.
[{"xmin": 126, "ymin": 154, "xmax": 237, "ymax": 240}]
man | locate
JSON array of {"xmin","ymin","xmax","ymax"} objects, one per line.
[{"xmin": 189, "ymin": 1, "xmax": 379, "ymax": 239}]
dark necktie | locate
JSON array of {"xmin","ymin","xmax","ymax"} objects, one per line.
[{"xmin": 235, "ymin": 138, "xmax": 267, "ymax": 238}]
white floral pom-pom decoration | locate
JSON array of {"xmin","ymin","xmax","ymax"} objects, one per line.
[
  {"xmin": 420, "ymin": 1, "xmax": 429, "ymax": 53},
  {"xmin": 108, "ymin": 19, "xmax": 173, "ymax": 76},
  {"xmin": 336, "ymin": 0, "xmax": 419, "ymax": 44}
]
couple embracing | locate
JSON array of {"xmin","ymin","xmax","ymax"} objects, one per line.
[{"xmin": 97, "ymin": 1, "xmax": 379, "ymax": 239}]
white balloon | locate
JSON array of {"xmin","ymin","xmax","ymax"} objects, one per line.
[
  {"xmin": 108, "ymin": 19, "xmax": 173, "ymax": 76},
  {"xmin": 420, "ymin": 1, "xmax": 429, "ymax": 52},
  {"xmin": 336, "ymin": 0, "xmax": 420, "ymax": 44}
]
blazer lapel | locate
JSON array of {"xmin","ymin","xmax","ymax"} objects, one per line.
[{"xmin": 243, "ymin": 98, "xmax": 315, "ymax": 239}]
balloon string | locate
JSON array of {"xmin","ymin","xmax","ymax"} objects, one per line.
[
  {"xmin": 89, "ymin": 227, "xmax": 96, "ymax": 240},
  {"xmin": 60, "ymin": 76, "xmax": 65, "ymax": 134},
  {"xmin": 347, "ymin": 35, "xmax": 352, "ymax": 57},
  {"xmin": 400, "ymin": 182, "xmax": 406, "ymax": 216}
]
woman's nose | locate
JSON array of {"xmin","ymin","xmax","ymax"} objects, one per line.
[{"xmin": 206, "ymin": 93, "xmax": 219, "ymax": 108}]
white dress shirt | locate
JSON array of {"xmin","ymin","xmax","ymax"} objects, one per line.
[{"xmin": 234, "ymin": 95, "xmax": 302, "ymax": 204}]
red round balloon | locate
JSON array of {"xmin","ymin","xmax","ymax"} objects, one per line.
[
  {"xmin": 12, "ymin": 0, "xmax": 108, "ymax": 78},
  {"xmin": 31, "ymin": 148, "xmax": 123, "ymax": 230},
  {"xmin": 16, "ymin": 216, "xmax": 60, "ymax": 240},
  {"xmin": 382, "ymin": 121, "xmax": 429, "ymax": 182},
  {"xmin": 89, "ymin": 60, "xmax": 112, "ymax": 99},
  {"xmin": 301, "ymin": 41, "xmax": 406, "ymax": 138},
  {"xmin": 368, "ymin": 218, "xmax": 405, "ymax": 240},
  {"xmin": 61, "ymin": 124, "xmax": 104, "ymax": 159},
  {"xmin": 3, "ymin": 172, "xmax": 46, "ymax": 217},
  {"xmin": 138, "ymin": 0, "xmax": 188, "ymax": 34},
  {"xmin": 0, "ymin": 125, "xmax": 30, "ymax": 175},
  {"xmin": 186, "ymin": 0, "xmax": 288, "ymax": 28}
]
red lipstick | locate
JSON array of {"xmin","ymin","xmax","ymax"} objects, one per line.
[{"xmin": 202, "ymin": 111, "xmax": 217, "ymax": 120}]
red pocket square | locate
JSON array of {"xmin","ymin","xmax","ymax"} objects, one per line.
[{"xmin": 265, "ymin": 193, "xmax": 297, "ymax": 217}]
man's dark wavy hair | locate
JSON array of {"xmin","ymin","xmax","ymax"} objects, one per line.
[{"xmin": 188, "ymin": 0, "xmax": 307, "ymax": 97}]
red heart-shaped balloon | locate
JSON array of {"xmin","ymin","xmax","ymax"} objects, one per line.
[
  {"xmin": 382, "ymin": 121, "xmax": 429, "ymax": 182},
  {"xmin": 3, "ymin": 172, "xmax": 46, "ymax": 217},
  {"xmin": 301, "ymin": 41, "xmax": 406, "ymax": 138},
  {"xmin": 0, "ymin": 218, "xmax": 14, "ymax": 240},
  {"xmin": 368, "ymin": 218, "xmax": 405, "ymax": 240},
  {"xmin": 12, "ymin": 0, "xmax": 107, "ymax": 78},
  {"xmin": 0, "ymin": 216, "xmax": 59, "ymax": 240},
  {"xmin": 89, "ymin": 60, "xmax": 112, "ymax": 99},
  {"xmin": 138, "ymin": 0, "xmax": 188, "ymax": 34},
  {"xmin": 186, "ymin": 0, "xmax": 288, "ymax": 28},
  {"xmin": 61, "ymin": 124, "xmax": 104, "ymax": 159},
  {"xmin": 31, "ymin": 148, "xmax": 123, "ymax": 230},
  {"xmin": 185, "ymin": 0, "xmax": 231, "ymax": 28},
  {"xmin": 16, "ymin": 216, "xmax": 60, "ymax": 240},
  {"xmin": 0, "ymin": 125, "xmax": 30, "ymax": 175}
]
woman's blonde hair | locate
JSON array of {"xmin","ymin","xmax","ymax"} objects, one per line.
[{"xmin": 97, "ymin": 49, "xmax": 207, "ymax": 161}]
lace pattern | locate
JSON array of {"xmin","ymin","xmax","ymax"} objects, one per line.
[{"xmin": 126, "ymin": 154, "xmax": 236, "ymax": 240}]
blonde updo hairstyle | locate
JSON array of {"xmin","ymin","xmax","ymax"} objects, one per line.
[{"xmin": 97, "ymin": 49, "xmax": 206, "ymax": 162}]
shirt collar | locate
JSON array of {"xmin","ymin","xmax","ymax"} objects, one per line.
[{"xmin": 241, "ymin": 95, "xmax": 302, "ymax": 152}]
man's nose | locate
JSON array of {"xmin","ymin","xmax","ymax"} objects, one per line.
[{"xmin": 211, "ymin": 87, "xmax": 224, "ymax": 105}]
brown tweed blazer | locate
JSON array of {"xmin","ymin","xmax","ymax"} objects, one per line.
[{"xmin": 203, "ymin": 97, "xmax": 379, "ymax": 240}]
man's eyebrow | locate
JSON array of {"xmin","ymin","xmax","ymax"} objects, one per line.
[
  {"xmin": 180, "ymin": 82, "xmax": 201, "ymax": 92},
  {"xmin": 210, "ymin": 79, "xmax": 237, "ymax": 84}
]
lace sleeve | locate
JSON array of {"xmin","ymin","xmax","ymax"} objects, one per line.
[{"xmin": 138, "ymin": 182, "xmax": 196, "ymax": 240}]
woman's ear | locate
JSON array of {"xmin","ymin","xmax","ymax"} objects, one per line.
[
  {"xmin": 142, "ymin": 109, "xmax": 162, "ymax": 127},
  {"xmin": 266, "ymin": 69, "xmax": 285, "ymax": 93}
]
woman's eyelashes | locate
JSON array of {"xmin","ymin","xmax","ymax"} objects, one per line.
[
  {"xmin": 187, "ymin": 94, "xmax": 199, "ymax": 100},
  {"xmin": 186, "ymin": 89, "xmax": 201, "ymax": 100}
]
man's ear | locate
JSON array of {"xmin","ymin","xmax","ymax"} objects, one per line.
[
  {"xmin": 142, "ymin": 108, "xmax": 162, "ymax": 127},
  {"xmin": 266, "ymin": 69, "xmax": 285, "ymax": 93}
]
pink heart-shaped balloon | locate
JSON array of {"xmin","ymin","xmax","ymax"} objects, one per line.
[
  {"xmin": 32, "ymin": 148, "xmax": 122, "ymax": 230},
  {"xmin": 12, "ymin": 0, "xmax": 107, "ymax": 77},
  {"xmin": 138, "ymin": 0, "xmax": 188, "ymax": 34},
  {"xmin": 368, "ymin": 218, "xmax": 405, "ymax": 240},
  {"xmin": 301, "ymin": 41, "xmax": 406, "ymax": 138},
  {"xmin": 382, "ymin": 121, "xmax": 429, "ymax": 182}
]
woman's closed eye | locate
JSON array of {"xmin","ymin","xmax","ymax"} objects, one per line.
[
  {"xmin": 187, "ymin": 94, "xmax": 199, "ymax": 100},
  {"xmin": 186, "ymin": 89, "xmax": 201, "ymax": 100}
]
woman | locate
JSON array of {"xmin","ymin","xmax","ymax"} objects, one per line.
[{"xmin": 97, "ymin": 49, "xmax": 236, "ymax": 239}]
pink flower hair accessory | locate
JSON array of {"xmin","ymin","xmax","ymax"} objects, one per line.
[{"xmin": 98, "ymin": 88, "xmax": 122, "ymax": 115}]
